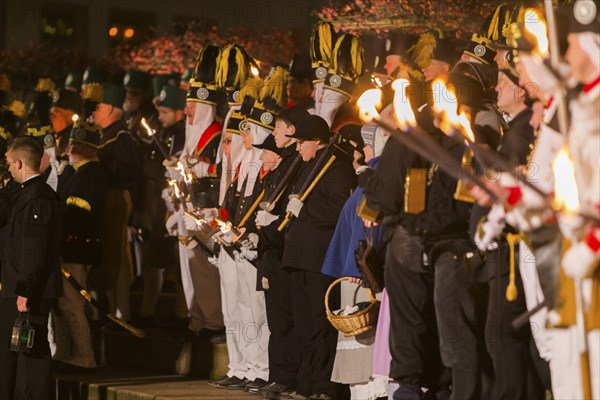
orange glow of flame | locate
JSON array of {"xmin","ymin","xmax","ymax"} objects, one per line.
[
  {"xmin": 141, "ymin": 118, "xmax": 155, "ymax": 137},
  {"xmin": 457, "ymin": 111, "xmax": 476, "ymax": 143},
  {"xmin": 524, "ymin": 9, "xmax": 549, "ymax": 58},
  {"xmin": 356, "ymin": 89, "xmax": 382, "ymax": 123},
  {"xmin": 552, "ymin": 147, "xmax": 579, "ymax": 212},
  {"xmin": 72, "ymin": 114, "xmax": 79, "ymax": 122},
  {"xmin": 176, "ymin": 162, "xmax": 192, "ymax": 184},
  {"xmin": 391, "ymin": 78, "xmax": 416, "ymax": 130},
  {"xmin": 168, "ymin": 179, "xmax": 182, "ymax": 199},
  {"xmin": 431, "ymin": 79, "xmax": 475, "ymax": 143},
  {"xmin": 371, "ymin": 75, "xmax": 383, "ymax": 88},
  {"xmin": 251, "ymin": 66, "xmax": 260, "ymax": 77}
]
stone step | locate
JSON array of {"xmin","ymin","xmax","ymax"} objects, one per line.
[
  {"xmin": 56, "ymin": 368, "xmax": 254, "ymax": 400},
  {"xmin": 101, "ymin": 328, "xmax": 228, "ymax": 379}
]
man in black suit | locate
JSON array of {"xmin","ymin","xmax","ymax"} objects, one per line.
[
  {"xmin": 281, "ymin": 115, "xmax": 356, "ymax": 400},
  {"xmin": 0, "ymin": 136, "xmax": 62, "ymax": 400}
]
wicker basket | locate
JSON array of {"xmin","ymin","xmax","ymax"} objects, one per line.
[{"xmin": 325, "ymin": 277, "xmax": 380, "ymax": 337}]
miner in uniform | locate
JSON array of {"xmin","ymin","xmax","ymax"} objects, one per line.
[
  {"xmin": 136, "ymin": 84, "xmax": 186, "ymax": 325},
  {"xmin": 256, "ymin": 105, "xmax": 309, "ymax": 399},
  {"xmin": 53, "ymin": 119, "xmax": 106, "ymax": 370},
  {"xmin": 281, "ymin": 115, "xmax": 356, "ymax": 400},
  {"xmin": 94, "ymin": 83, "xmax": 141, "ymax": 322}
]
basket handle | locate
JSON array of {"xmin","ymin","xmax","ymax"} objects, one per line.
[{"xmin": 324, "ymin": 277, "xmax": 377, "ymax": 317}]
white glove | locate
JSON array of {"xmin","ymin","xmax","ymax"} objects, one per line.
[
  {"xmin": 241, "ymin": 233, "xmax": 259, "ymax": 249},
  {"xmin": 505, "ymin": 206, "xmax": 544, "ymax": 232},
  {"xmin": 208, "ymin": 255, "xmax": 219, "ymax": 267},
  {"xmin": 239, "ymin": 247, "xmax": 258, "ymax": 261},
  {"xmin": 166, "ymin": 166, "xmax": 180, "ymax": 181},
  {"xmin": 558, "ymin": 214, "xmax": 585, "ymax": 242},
  {"xmin": 216, "ymin": 230, "xmax": 234, "ymax": 245},
  {"xmin": 475, "ymin": 205, "xmax": 506, "ymax": 251},
  {"xmin": 562, "ymin": 241, "xmax": 598, "ymax": 279},
  {"xmin": 165, "ymin": 212, "xmax": 179, "ymax": 236},
  {"xmin": 183, "ymin": 213, "xmax": 199, "ymax": 232},
  {"xmin": 201, "ymin": 208, "xmax": 218, "ymax": 224},
  {"xmin": 161, "ymin": 187, "xmax": 175, "ymax": 211},
  {"xmin": 255, "ymin": 210, "xmax": 278, "ymax": 227},
  {"xmin": 519, "ymin": 184, "xmax": 547, "ymax": 210},
  {"xmin": 233, "ymin": 249, "xmax": 242, "ymax": 263},
  {"xmin": 286, "ymin": 195, "xmax": 304, "ymax": 217},
  {"xmin": 191, "ymin": 161, "xmax": 211, "ymax": 178}
]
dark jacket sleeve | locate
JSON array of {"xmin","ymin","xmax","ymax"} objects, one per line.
[{"xmin": 16, "ymin": 196, "xmax": 60, "ymax": 298}]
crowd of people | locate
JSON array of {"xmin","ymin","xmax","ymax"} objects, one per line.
[{"xmin": 0, "ymin": 1, "xmax": 599, "ymax": 399}]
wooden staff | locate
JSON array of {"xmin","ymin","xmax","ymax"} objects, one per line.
[
  {"xmin": 260, "ymin": 154, "xmax": 303, "ymax": 212},
  {"xmin": 141, "ymin": 117, "xmax": 169, "ymax": 159},
  {"xmin": 278, "ymin": 154, "xmax": 337, "ymax": 231},
  {"xmin": 444, "ymin": 126, "xmax": 547, "ymax": 199},
  {"xmin": 238, "ymin": 189, "xmax": 265, "ymax": 228},
  {"xmin": 61, "ymin": 268, "xmax": 145, "ymax": 338}
]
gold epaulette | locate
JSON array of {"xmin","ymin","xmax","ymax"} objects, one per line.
[{"xmin": 66, "ymin": 196, "xmax": 91, "ymax": 212}]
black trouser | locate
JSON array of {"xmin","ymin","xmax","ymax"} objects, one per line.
[
  {"xmin": 262, "ymin": 249, "xmax": 300, "ymax": 387},
  {"xmin": 0, "ymin": 297, "xmax": 53, "ymax": 400},
  {"xmin": 384, "ymin": 226, "xmax": 444, "ymax": 387},
  {"xmin": 433, "ymin": 250, "xmax": 490, "ymax": 400},
  {"xmin": 289, "ymin": 267, "xmax": 340, "ymax": 398},
  {"xmin": 485, "ymin": 244, "xmax": 552, "ymax": 400}
]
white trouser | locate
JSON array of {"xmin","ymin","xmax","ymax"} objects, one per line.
[
  {"xmin": 519, "ymin": 242, "xmax": 552, "ymax": 361},
  {"xmin": 216, "ymin": 247, "xmax": 269, "ymax": 381},
  {"xmin": 236, "ymin": 258, "xmax": 269, "ymax": 381},
  {"xmin": 550, "ymin": 327, "xmax": 599, "ymax": 399},
  {"xmin": 550, "ymin": 277, "xmax": 599, "ymax": 399}
]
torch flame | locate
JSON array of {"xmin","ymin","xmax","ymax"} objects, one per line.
[
  {"xmin": 552, "ymin": 147, "xmax": 579, "ymax": 212},
  {"xmin": 431, "ymin": 78, "xmax": 458, "ymax": 128},
  {"xmin": 251, "ymin": 66, "xmax": 260, "ymax": 77},
  {"xmin": 457, "ymin": 111, "xmax": 476, "ymax": 143},
  {"xmin": 72, "ymin": 114, "xmax": 79, "ymax": 122},
  {"xmin": 431, "ymin": 79, "xmax": 475, "ymax": 143},
  {"xmin": 141, "ymin": 118, "xmax": 155, "ymax": 137},
  {"xmin": 357, "ymin": 89, "xmax": 382, "ymax": 123},
  {"xmin": 391, "ymin": 79, "xmax": 416, "ymax": 130},
  {"xmin": 168, "ymin": 179, "xmax": 182, "ymax": 199},
  {"xmin": 431, "ymin": 78, "xmax": 457, "ymax": 118},
  {"xmin": 371, "ymin": 74, "xmax": 383, "ymax": 88},
  {"xmin": 176, "ymin": 162, "xmax": 193, "ymax": 184},
  {"xmin": 524, "ymin": 9, "xmax": 549, "ymax": 58}
]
